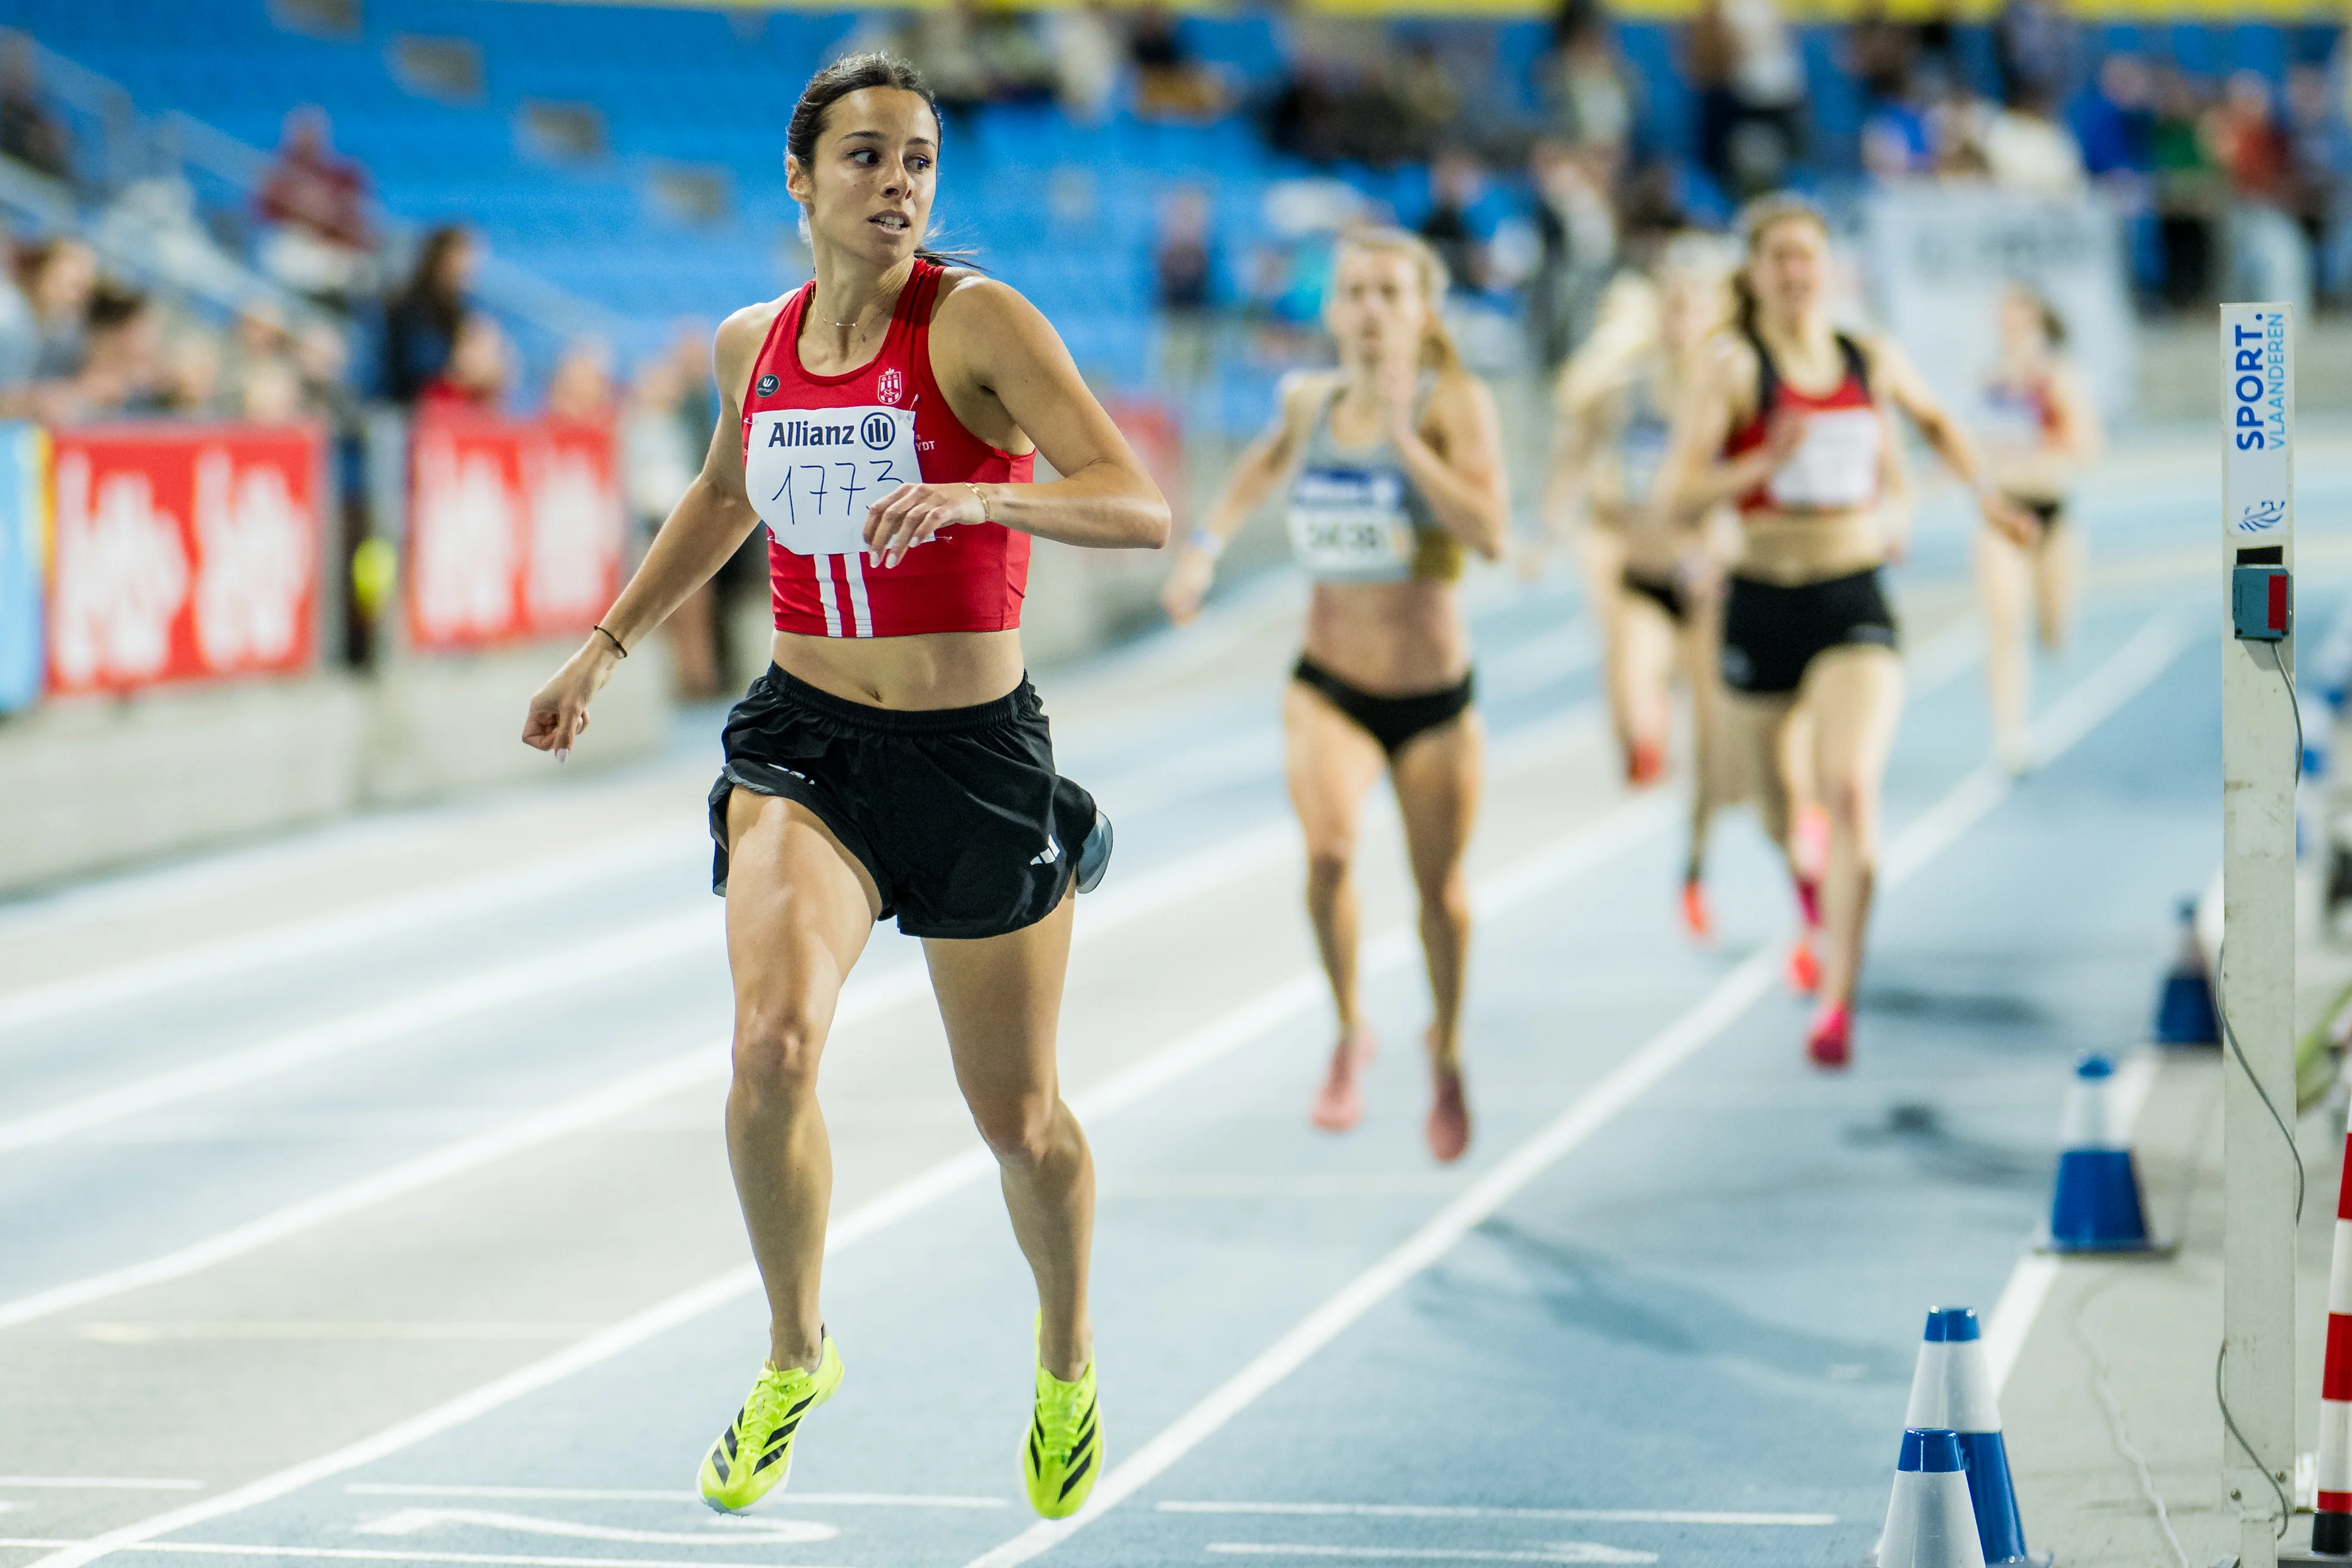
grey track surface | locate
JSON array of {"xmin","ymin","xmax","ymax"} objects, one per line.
[{"xmin": 5, "ymin": 425, "xmax": 2348, "ymax": 1568}]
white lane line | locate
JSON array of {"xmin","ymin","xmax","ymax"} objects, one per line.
[
  {"xmin": 0, "ymin": 1545, "xmax": 850, "ymax": 1568},
  {"xmin": 350, "ymin": 1509, "xmax": 834, "ymax": 1546},
  {"xmin": 0, "ymin": 914, "xmax": 718, "ymax": 1158},
  {"xmin": 1206, "ymin": 1547, "xmax": 1654, "ymax": 1565},
  {"xmin": 0, "ymin": 829, "xmax": 701, "ymax": 1039},
  {"xmin": 1156, "ymin": 1504, "xmax": 1833, "ymax": 1526},
  {"xmin": 0, "ymin": 1483, "xmax": 200, "ymax": 1493},
  {"xmin": 14, "ymin": 790, "xmax": 1683, "ymax": 1568},
  {"xmin": 955, "ymin": 608, "xmax": 2206, "ymax": 1568},
  {"xmin": 1982, "ymin": 1047, "xmax": 2163, "ymax": 1395},
  {"xmin": 77, "ymin": 1324, "xmax": 605, "ymax": 1344},
  {"xmin": 343, "ymin": 1486, "xmax": 1005, "ymax": 1509}
]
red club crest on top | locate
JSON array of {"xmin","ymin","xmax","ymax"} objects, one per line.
[{"xmin": 876, "ymin": 368, "xmax": 904, "ymax": 405}]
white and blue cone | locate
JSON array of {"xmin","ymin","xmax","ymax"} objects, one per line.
[
  {"xmin": 1892, "ymin": 1306, "xmax": 2046, "ymax": 1567},
  {"xmin": 2041, "ymin": 1054, "xmax": 2158, "ymax": 1254},
  {"xmin": 1879, "ymin": 1428, "xmax": 1986, "ymax": 1568}
]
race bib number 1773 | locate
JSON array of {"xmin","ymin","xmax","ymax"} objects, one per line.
[{"xmin": 745, "ymin": 405, "xmax": 922, "ymax": 557}]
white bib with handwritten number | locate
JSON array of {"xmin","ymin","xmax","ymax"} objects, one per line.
[
  {"xmin": 1765, "ymin": 407, "xmax": 1882, "ymax": 511},
  {"xmin": 1287, "ymin": 466, "xmax": 1414, "ymax": 581},
  {"xmin": 746, "ymin": 405, "xmax": 922, "ymax": 557}
]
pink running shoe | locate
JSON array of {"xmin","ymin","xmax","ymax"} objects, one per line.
[
  {"xmin": 1310, "ymin": 1028, "xmax": 1373, "ymax": 1132},
  {"xmin": 1806, "ymin": 1003, "xmax": 1852, "ymax": 1069},
  {"xmin": 1785, "ymin": 934, "xmax": 1821, "ymax": 995},
  {"xmin": 1426, "ymin": 1062, "xmax": 1471, "ymax": 1163}
]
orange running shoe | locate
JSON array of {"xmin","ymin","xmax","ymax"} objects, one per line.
[
  {"xmin": 1805, "ymin": 1003, "xmax": 1852, "ymax": 1069},
  {"xmin": 1786, "ymin": 935, "xmax": 1821, "ymax": 995},
  {"xmin": 1627, "ymin": 738, "xmax": 1667, "ymax": 789},
  {"xmin": 1679, "ymin": 879, "xmax": 1714, "ymax": 943},
  {"xmin": 1425, "ymin": 1061, "xmax": 1470, "ymax": 1163},
  {"xmin": 1310, "ymin": 1028, "xmax": 1373, "ymax": 1133}
]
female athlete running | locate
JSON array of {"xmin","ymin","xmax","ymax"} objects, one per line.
[
  {"xmin": 1656, "ymin": 196, "xmax": 2032, "ymax": 1068},
  {"xmin": 523, "ymin": 55, "xmax": 1166, "ymax": 1520},
  {"xmin": 1160, "ymin": 229, "xmax": 1509, "ymax": 1161},
  {"xmin": 1975, "ymin": 284, "xmax": 2101, "ymax": 774},
  {"xmin": 1544, "ymin": 243, "xmax": 1734, "ymax": 939}
]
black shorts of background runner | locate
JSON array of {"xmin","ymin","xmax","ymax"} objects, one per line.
[
  {"xmin": 1292, "ymin": 655, "xmax": 1474, "ymax": 757},
  {"xmin": 2005, "ymin": 495, "xmax": 2065, "ymax": 537},
  {"xmin": 1620, "ymin": 566, "xmax": 1689, "ymax": 626},
  {"xmin": 1717, "ymin": 568, "xmax": 1899, "ymax": 697},
  {"xmin": 709, "ymin": 665, "xmax": 1107, "ymax": 939}
]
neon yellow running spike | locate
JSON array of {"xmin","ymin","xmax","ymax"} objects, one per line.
[
  {"xmin": 698, "ymin": 1336, "xmax": 843, "ymax": 1513},
  {"xmin": 1022, "ymin": 1328, "xmax": 1101, "ymax": 1520}
]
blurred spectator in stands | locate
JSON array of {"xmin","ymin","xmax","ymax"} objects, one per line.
[
  {"xmin": 256, "ymin": 107, "xmax": 375, "ymax": 304},
  {"xmin": 2216, "ymin": 69, "xmax": 2310, "ymax": 314},
  {"xmin": 0, "ymin": 221, "xmax": 34, "ymax": 395},
  {"xmin": 894, "ymin": 2, "xmax": 990, "ymax": 119},
  {"xmin": 1050, "ymin": 1, "xmax": 1122, "ymax": 124},
  {"xmin": 1992, "ymin": 0, "xmax": 2071, "ymax": 110},
  {"xmin": 419, "ymin": 311, "xmax": 510, "ymax": 413},
  {"xmin": 238, "ymin": 354, "xmax": 304, "ymax": 424},
  {"xmin": 154, "ymin": 325, "xmax": 224, "ymax": 417},
  {"xmin": 2152, "ymin": 69, "xmax": 2222, "ymax": 307},
  {"xmin": 1392, "ymin": 41, "xmax": 1463, "ymax": 153},
  {"xmin": 293, "ymin": 319, "xmax": 353, "ymax": 423},
  {"xmin": 546, "ymin": 336, "xmax": 616, "ymax": 424},
  {"xmin": 622, "ymin": 351, "xmax": 714, "ymax": 695},
  {"xmin": 1545, "ymin": 1, "xmax": 1633, "ymax": 152},
  {"xmin": 1690, "ymin": 0, "xmax": 1805, "ymax": 198},
  {"xmin": 1154, "ymin": 184, "xmax": 1215, "ymax": 388},
  {"xmin": 1847, "ymin": 4, "xmax": 1918, "ymax": 116},
  {"xmin": 2286, "ymin": 63, "xmax": 2351, "ymax": 304},
  {"xmin": 1132, "ymin": 4, "xmax": 1223, "ymax": 121},
  {"xmin": 1419, "ymin": 150, "xmax": 1491, "ymax": 295},
  {"xmin": 1267, "ymin": 56, "xmax": 1348, "ymax": 165},
  {"xmin": 2077, "ymin": 53, "xmax": 2157, "ymax": 190},
  {"xmin": 383, "ymin": 225, "xmax": 476, "ymax": 404},
  {"xmin": 971, "ymin": 1, "xmax": 1058, "ymax": 106},
  {"xmin": 1925, "ymin": 78, "xmax": 1996, "ymax": 181},
  {"xmin": 72, "ymin": 284, "xmax": 162, "ymax": 417},
  {"xmin": 1860, "ymin": 68, "xmax": 1934, "ymax": 183},
  {"xmin": 1525, "ymin": 138, "xmax": 1618, "ymax": 374},
  {"xmin": 25, "ymin": 236, "xmax": 94, "ymax": 380},
  {"xmin": 0, "ymin": 35, "xmax": 71, "ymax": 186},
  {"xmin": 1983, "ymin": 88, "xmax": 2086, "ymax": 197},
  {"xmin": 219, "ymin": 300, "xmax": 289, "ymax": 415}
]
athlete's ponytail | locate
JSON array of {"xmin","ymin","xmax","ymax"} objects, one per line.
[
  {"xmin": 1332, "ymin": 227, "xmax": 1463, "ymax": 374},
  {"xmin": 784, "ymin": 51, "xmax": 976, "ymax": 270}
]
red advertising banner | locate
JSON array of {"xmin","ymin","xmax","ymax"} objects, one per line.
[
  {"xmin": 47, "ymin": 424, "xmax": 321, "ymax": 696},
  {"xmin": 405, "ymin": 414, "xmax": 622, "ymax": 652}
]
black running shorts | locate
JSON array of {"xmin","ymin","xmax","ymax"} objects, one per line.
[
  {"xmin": 1718, "ymin": 568, "xmax": 1899, "ymax": 697},
  {"xmin": 709, "ymin": 666, "xmax": 1104, "ymax": 940},
  {"xmin": 1291, "ymin": 655, "xmax": 1475, "ymax": 757}
]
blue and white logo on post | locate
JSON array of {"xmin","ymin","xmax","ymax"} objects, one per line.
[{"xmin": 2222, "ymin": 304, "xmax": 2292, "ymax": 539}]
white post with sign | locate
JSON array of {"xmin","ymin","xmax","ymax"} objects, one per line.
[{"xmin": 2220, "ymin": 301, "xmax": 2297, "ymax": 1568}]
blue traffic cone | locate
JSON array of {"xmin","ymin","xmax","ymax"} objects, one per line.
[
  {"xmin": 2152, "ymin": 897, "xmax": 2217, "ymax": 1046},
  {"xmin": 1899, "ymin": 1308, "xmax": 2041, "ymax": 1566},
  {"xmin": 1879, "ymin": 1429, "xmax": 1986, "ymax": 1568},
  {"xmin": 2041, "ymin": 1054, "xmax": 2161, "ymax": 1254}
]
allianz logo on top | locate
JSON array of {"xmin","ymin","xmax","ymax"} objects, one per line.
[{"xmin": 764, "ymin": 413, "xmax": 899, "ymax": 453}]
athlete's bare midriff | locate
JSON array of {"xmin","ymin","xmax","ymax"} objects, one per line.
[
  {"xmin": 772, "ymin": 626, "xmax": 1028, "ymax": 709},
  {"xmin": 1302, "ymin": 578, "xmax": 1469, "ymax": 696},
  {"xmin": 1733, "ymin": 507, "xmax": 1885, "ymax": 587}
]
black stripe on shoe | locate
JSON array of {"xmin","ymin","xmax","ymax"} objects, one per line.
[{"xmin": 1057, "ymin": 1448, "xmax": 1095, "ymax": 1499}]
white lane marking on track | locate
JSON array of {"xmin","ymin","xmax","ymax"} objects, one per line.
[
  {"xmin": 344, "ymin": 1486, "xmax": 1006, "ymax": 1508},
  {"xmin": 0, "ymin": 828, "xmax": 701, "ymax": 1039},
  {"xmin": 1156, "ymin": 1504, "xmax": 1833, "ymax": 1526},
  {"xmin": 952, "ymin": 608, "xmax": 2206, "ymax": 1568},
  {"xmin": 1981, "ymin": 1047, "xmax": 2162, "ymax": 1396},
  {"xmin": 352, "ymin": 1509, "xmax": 835, "ymax": 1545},
  {"xmin": 77, "ymin": 1324, "xmax": 605, "ymax": 1343},
  {"xmin": 0, "ymin": 913, "xmax": 720, "ymax": 1158},
  {"xmin": 0, "ymin": 1482, "xmax": 201, "ymax": 1493},
  {"xmin": 11, "ymin": 789, "xmax": 1684, "ymax": 1568},
  {"xmin": 1207, "ymin": 1547, "xmax": 1654, "ymax": 1564},
  {"xmin": 0, "ymin": 1545, "xmax": 852, "ymax": 1568}
]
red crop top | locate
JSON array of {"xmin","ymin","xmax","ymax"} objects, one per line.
[
  {"xmin": 742, "ymin": 258, "xmax": 1035, "ymax": 639},
  {"xmin": 1722, "ymin": 328, "xmax": 1883, "ymax": 516}
]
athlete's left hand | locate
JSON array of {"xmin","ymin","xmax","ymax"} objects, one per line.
[
  {"xmin": 862, "ymin": 482, "xmax": 986, "ymax": 569},
  {"xmin": 1375, "ymin": 356, "xmax": 1421, "ymax": 446},
  {"xmin": 1976, "ymin": 490, "xmax": 2040, "ymax": 549}
]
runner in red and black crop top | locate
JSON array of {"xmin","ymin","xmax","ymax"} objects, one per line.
[
  {"xmin": 1654, "ymin": 194, "xmax": 2034, "ymax": 1072},
  {"xmin": 522, "ymin": 54, "xmax": 1167, "ymax": 1522}
]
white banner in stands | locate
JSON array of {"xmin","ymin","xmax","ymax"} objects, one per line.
[{"xmin": 1860, "ymin": 189, "xmax": 2136, "ymax": 420}]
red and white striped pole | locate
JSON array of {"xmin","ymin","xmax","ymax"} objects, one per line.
[{"xmin": 2316, "ymin": 1128, "xmax": 2352, "ymax": 1556}]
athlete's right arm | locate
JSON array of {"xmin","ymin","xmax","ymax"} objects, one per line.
[
  {"xmin": 1656, "ymin": 337, "xmax": 1796, "ymax": 522},
  {"xmin": 1536, "ymin": 388, "xmax": 1606, "ymax": 572},
  {"xmin": 1158, "ymin": 372, "xmax": 1319, "ymax": 627},
  {"xmin": 522, "ymin": 306, "xmax": 772, "ymax": 757}
]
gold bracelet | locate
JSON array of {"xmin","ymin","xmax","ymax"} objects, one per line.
[{"xmin": 965, "ymin": 483, "xmax": 992, "ymax": 524}]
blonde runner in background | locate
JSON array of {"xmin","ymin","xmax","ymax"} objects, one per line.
[
  {"xmin": 1975, "ymin": 284, "xmax": 2102, "ymax": 775},
  {"xmin": 1543, "ymin": 239, "xmax": 1735, "ymax": 941},
  {"xmin": 1161, "ymin": 228, "xmax": 1509, "ymax": 1162}
]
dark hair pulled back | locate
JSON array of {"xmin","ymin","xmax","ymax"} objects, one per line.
[{"xmin": 785, "ymin": 53, "xmax": 971, "ymax": 268}]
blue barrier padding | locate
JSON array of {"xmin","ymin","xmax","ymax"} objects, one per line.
[{"xmin": 0, "ymin": 422, "xmax": 44, "ymax": 715}]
